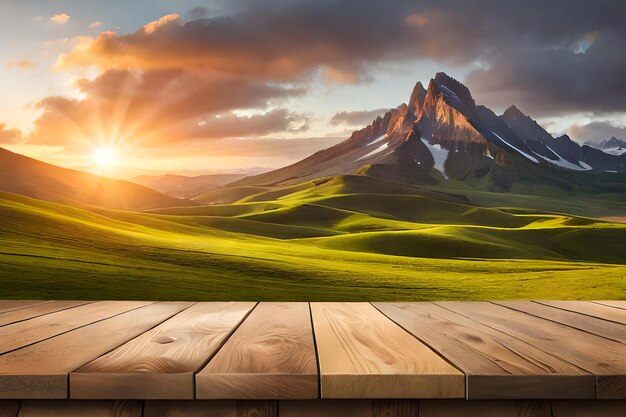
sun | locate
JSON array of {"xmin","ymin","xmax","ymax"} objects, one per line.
[{"xmin": 91, "ymin": 146, "xmax": 119, "ymax": 168}]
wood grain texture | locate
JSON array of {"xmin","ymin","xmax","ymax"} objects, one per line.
[
  {"xmin": 0, "ymin": 302, "xmax": 190, "ymax": 399},
  {"xmin": 144, "ymin": 400, "xmax": 237, "ymax": 417},
  {"xmin": 374, "ymin": 302, "xmax": 593, "ymax": 399},
  {"xmin": 593, "ymin": 300, "xmax": 626, "ymax": 310},
  {"xmin": 197, "ymin": 303, "xmax": 317, "ymax": 400},
  {"xmin": 280, "ymin": 400, "xmax": 372, "ymax": 417},
  {"xmin": 372, "ymin": 400, "xmax": 418, "ymax": 417},
  {"xmin": 551, "ymin": 400, "xmax": 626, "ymax": 416},
  {"xmin": 495, "ymin": 301, "xmax": 626, "ymax": 343},
  {"xmin": 0, "ymin": 401, "xmax": 20, "ymax": 417},
  {"xmin": 71, "ymin": 302, "xmax": 255, "ymax": 400},
  {"xmin": 0, "ymin": 301, "xmax": 152, "ymax": 354},
  {"xmin": 236, "ymin": 401, "xmax": 277, "ymax": 417},
  {"xmin": 17, "ymin": 400, "xmax": 141, "ymax": 417},
  {"xmin": 310, "ymin": 303, "xmax": 464, "ymax": 399},
  {"xmin": 419, "ymin": 400, "xmax": 517, "ymax": 417},
  {"xmin": 536, "ymin": 301, "xmax": 626, "ymax": 324},
  {"xmin": 438, "ymin": 301, "xmax": 626, "ymax": 399},
  {"xmin": 0, "ymin": 301, "xmax": 91, "ymax": 327},
  {"xmin": 515, "ymin": 400, "xmax": 551, "ymax": 417},
  {"xmin": 0, "ymin": 301, "xmax": 48, "ymax": 314}
]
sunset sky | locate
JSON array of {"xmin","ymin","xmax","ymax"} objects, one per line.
[{"xmin": 1, "ymin": 0, "xmax": 625, "ymax": 177}]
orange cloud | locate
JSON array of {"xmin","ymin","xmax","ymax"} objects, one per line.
[
  {"xmin": 5, "ymin": 59, "xmax": 34, "ymax": 70},
  {"xmin": 0, "ymin": 123, "xmax": 22, "ymax": 144},
  {"xmin": 50, "ymin": 13, "xmax": 71, "ymax": 25},
  {"xmin": 28, "ymin": 69, "xmax": 306, "ymax": 149}
]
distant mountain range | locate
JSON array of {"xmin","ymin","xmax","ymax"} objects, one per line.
[
  {"xmin": 132, "ymin": 173, "xmax": 246, "ymax": 199},
  {"xmin": 1, "ymin": 72, "xmax": 625, "ymax": 211},
  {"xmin": 0, "ymin": 147, "xmax": 192, "ymax": 210},
  {"xmin": 237, "ymin": 72, "xmax": 626, "ymax": 193},
  {"xmin": 588, "ymin": 137, "xmax": 626, "ymax": 156}
]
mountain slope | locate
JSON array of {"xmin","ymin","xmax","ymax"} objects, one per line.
[
  {"xmin": 0, "ymin": 147, "xmax": 193, "ymax": 210},
  {"xmin": 234, "ymin": 72, "xmax": 626, "ymax": 193}
]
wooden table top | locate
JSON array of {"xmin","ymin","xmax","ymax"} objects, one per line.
[{"xmin": 0, "ymin": 300, "xmax": 624, "ymax": 402}]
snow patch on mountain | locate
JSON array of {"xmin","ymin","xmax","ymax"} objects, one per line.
[
  {"xmin": 368, "ymin": 134, "xmax": 386, "ymax": 145},
  {"xmin": 531, "ymin": 145, "xmax": 591, "ymax": 171},
  {"xmin": 438, "ymin": 85, "xmax": 464, "ymax": 109},
  {"xmin": 602, "ymin": 147, "xmax": 626, "ymax": 156},
  {"xmin": 421, "ymin": 139, "xmax": 449, "ymax": 179},
  {"xmin": 491, "ymin": 131, "xmax": 539, "ymax": 163},
  {"xmin": 357, "ymin": 142, "xmax": 389, "ymax": 161}
]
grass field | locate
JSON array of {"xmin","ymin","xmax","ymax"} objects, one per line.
[{"xmin": 1, "ymin": 175, "xmax": 625, "ymax": 300}]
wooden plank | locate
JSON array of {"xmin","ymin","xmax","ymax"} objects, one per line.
[
  {"xmin": 551, "ymin": 400, "xmax": 626, "ymax": 416},
  {"xmin": 0, "ymin": 401, "xmax": 20, "ymax": 417},
  {"xmin": 0, "ymin": 301, "xmax": 91, "ymax": 327},
  {"xmin": 594, "ymin": 300, "xmax": 626, "ymax": 310},
  {"xmin": 536, "ymin": 301, "xmax": 626, "ymax": 324},
  {"xmin": 0, "ymin": 301, "xmax": 48, "ymax": 314},
  {"xmin": 495, "ymin": 301, "xmax": 626, "ymax": 343},
  {"xmin": 372, "ymin": 400, "xmax": 418, "ymax": 417},
  {"xmin": 236, "ymin": 401, "xmax": 277, "ymax": 417},
  {"xmin": 438, "ymin": 301, "xmax": 626, "ymax": 399},
  {"xmin": 515, "ymin": 401, "xmax": 552, "ymax": 417},
  {"xmin": 280, "ymin": 400, "xmax": 372, "ymax": 417},
  {"xmin": 0, "ymin": 302, "xmax": 191, "ymax": 399},
  {"xmin": 144, "ymin": 400, "xmax": 236, "ymax": 417},
  {"xmin": 0, "ymin": 301, "xmax": 152, "ymax": 354},
  {"xmin": 17, "ymin": 400, "xmax": 141, "ymax": 417},
  {"xmin": 419, "ymin": 400, "xmax": 516, "ymax": 417},
  {"xmin": 374, "ymin": 302, "xmax": 593, "ymax": 399},
  {"xmin": 310, "ymin": 302, "xmax": 464, "ymax": 399},
  {"xmin": 197, "ymin": 302, "xmax": 317, "ymax": 400},
  {"xmin": 71, "ymin": 302, "xmax": 255, "ymax": 400}
]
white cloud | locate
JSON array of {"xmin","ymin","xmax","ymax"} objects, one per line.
[
  {"xmin": 90, "ymin": 21, "xmax": 103, "ymax": 29},
  {"xmin": 50, "ymin": 13, "xmax": 71, "ymax": 25}
]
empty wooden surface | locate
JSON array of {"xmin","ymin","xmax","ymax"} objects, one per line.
[
  {"xmin": 437, "ymin": 301, "xmax": 626, "ymax": 399},
  {"xmin": 536, "ymin": 300, "xmax": 626, "ymax": 324},
  {"xmin": 310, "ymin": 302, "xmax": 464, "ymax": 399},
  {"xmin": 0, "ymin": 301, "xmax": 90, "ymax": 327},
  {"xmin": 0, "ymin": 301, "xmax": 152, "ymax": 354},
  {"xmin": 197, "ymin": 303, "xmax": 318, "ymax": 400},
  {"xmin": 0, "ymin": 302, "xmax": 190, "ymax": 399},
  {"xmin": 0, "ymin": 301, "xmax": 48, "ymax": 314},
  {"xmin": 0, "ymin": 300, "xmax": 624, "ymax": 402},
  {"xmin": 594, "ymin": 300, "xmax": 626, "ymax": 310},
  {"xmin": 71, "ymin": 302, "xmax": 255, "ymax": 400},
  {"xmin": 17, "ymin": 400, "xmax": 141, "ymax": 417},
  {"xmin": 495, "ymin": 301, "xmax": 626, "ymax": 343},
  {"xmin": 374, "ymin": 302, "xmax": 594, "ymax": 399}
]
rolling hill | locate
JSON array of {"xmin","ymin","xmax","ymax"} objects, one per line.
[
  {"xmin": 0, "ymin": 147, "xmax": 193, "ymax": 210},
  {"xmin": 1, "ymin": 186, "xmax": 625, "ymax": 301}
]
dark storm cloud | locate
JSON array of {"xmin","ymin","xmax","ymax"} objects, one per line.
[
  {"xmin": 34, "ymin": 0, "xmax": 625, "ymax": 149},
  {"xmin": 568, "ymin": 121, "xmax": 626, "ymax": 142},
  {"xmin": 56, "ymin": 0, "xmax": 626, "ymax": 113},
  {"xmin": 330, "ymin": 109, "xmax": 390, "ymax": 127}
]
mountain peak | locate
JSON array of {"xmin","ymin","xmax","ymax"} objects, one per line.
[
  {"xmin": 503, "ymin": 104, "xmax": 526, "ymax": 119},
  {"xmin": 407, "ymin": 81, "xmax": 427, "ymax": 119},
  {"xmin": 430, "ymin": 72, "xmax": 477, "ymax": 117}
]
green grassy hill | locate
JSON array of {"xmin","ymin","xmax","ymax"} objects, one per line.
[{"xmin": 1, "ymin": 174, "xmax": 625, "ymax": 301}]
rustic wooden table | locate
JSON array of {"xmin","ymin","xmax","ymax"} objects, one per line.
[{"xmin": 0, "ymin": 300, "xmax": 624, "ymax": 416}]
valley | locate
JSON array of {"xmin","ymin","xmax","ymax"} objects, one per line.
[{"xmin": 1, "ymin": 174, "xmax": 624, "ymax": 301}]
